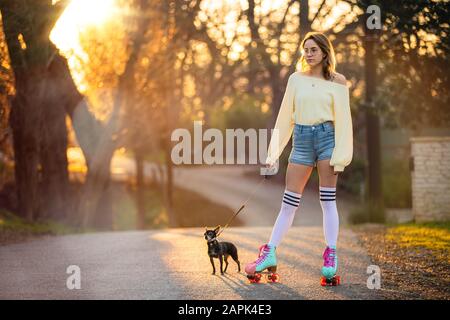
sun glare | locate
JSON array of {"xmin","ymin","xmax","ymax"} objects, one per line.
[
  {"xmin": 50, "ymin": 0, "xmax": 117, "ymax": 92},
  {"xmin": 50, "ymin": 0, "xmax": 116, "ymax": 53}
]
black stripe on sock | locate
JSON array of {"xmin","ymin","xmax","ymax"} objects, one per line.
[
  {"xmin": 320, "ymin": 191, "xmax": 336, "ymax": 201},
  {"xmin": 283, "ymin": 198, "xmax": 299, "ymax": 207},
  {"xmin": 283, "ymin": 197, "xmax": 299, "ymax": 205}
]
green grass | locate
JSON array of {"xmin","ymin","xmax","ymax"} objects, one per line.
[
  {"xmin": 386, "ymin": 221, "xmax": 450, "ymax": 254},
  {"xmin": 0, "ymin": 209, "xmax": 81, "ymax": 240}
]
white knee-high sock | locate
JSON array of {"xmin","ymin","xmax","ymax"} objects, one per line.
[
  {"xmin": 268, "ymin": 190, "xmax": 302, "ymax": 247},
  {"xmin": 319, "ymin": 186, "xmax": 339, "ymax": 247}
]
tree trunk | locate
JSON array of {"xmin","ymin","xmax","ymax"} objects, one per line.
[
  {"xmin": 1, "ymin": 1, "xmax": 74, "ymax": 223},
  {"xmin": 91, "ymin": 172, "xmax": 113, "ymax": 229},
  {"xmin": 39, "ymin": 108, "xmax": 70, "ymax": 221},
  {"xmin": 79, "ymin": 149, "xmax": 114, "ymax": 229},
  {"xmin": 363, "ymin": 13, "xmax": 384, "ymax": 222},
  {"xmin": 8, "ymin": 67, "xmax": 69, "ymax": 223},
  {"xmin": 135, "ymin": 150, "xmax": 146, "ymax": 229},
  {"xmin": 55, "ymin": 54, "xmax": 116, "ymax": 230},
  {"xmin": 39, "ymin": 58, "xmax": 73, "ymax": 221},
  {"xmin": 8, "ymin": 71, "xmax": 42, "ymax": 221},
  {"xmin": 299, "ymin": 0, "xmax": 311, "ymax": 40},
  {"xmin": 163, "ymin": 129, "xmax": 177, "ymax": 227}
]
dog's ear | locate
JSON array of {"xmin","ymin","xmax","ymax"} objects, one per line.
[{"xmin": 214, "ymin": 225, "xmax": 221, "ymax": 233}]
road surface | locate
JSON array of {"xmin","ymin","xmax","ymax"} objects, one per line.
[
  {"xmin": 0, "ymin": 157, "xmax": 378, "ymax": 299},
  {"xmin": 0, "ymin": 227, "xmax": 381, "ymax": 299}
]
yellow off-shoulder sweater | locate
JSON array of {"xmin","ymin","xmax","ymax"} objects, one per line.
[{"xmin": 266, "ymin": 72, "xmax": 353, "ymax": 172}]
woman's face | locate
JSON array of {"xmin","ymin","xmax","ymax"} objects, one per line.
[{"xmin": 303, "ymin": 39, "xmax": 326, "ymax": 67}]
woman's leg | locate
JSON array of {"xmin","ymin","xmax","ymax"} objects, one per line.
[
  {"xmin": 245, "ymin": 162, "xmax": 314, "ymax": 276},
  {"xmin": 316, "ymin": 159, "xmax": 339, "ymax": 247},
  {"xmin": 268, "ymin": 163, "xmax": 313, "ymax": 247}
]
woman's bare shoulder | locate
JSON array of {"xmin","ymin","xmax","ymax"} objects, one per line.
[{"xmin": 332, "ymin": 72, "xmax": 347, "ymax": 85}]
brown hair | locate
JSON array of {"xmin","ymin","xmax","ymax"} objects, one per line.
[{"xmin": 299, "ymin": 32, "xmax": 336, "ymax": 80}]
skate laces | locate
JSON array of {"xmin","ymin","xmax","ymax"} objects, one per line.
[
  {"xmin": 323, "ymin": 247, "xmax": 336, "ymax": 268},
  {"xmin": 255, "ymin": 244, "xmax": 271, "ymax": 265}
]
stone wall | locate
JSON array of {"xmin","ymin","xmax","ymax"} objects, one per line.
[{"xmin": 410, "ymin": 137, "xmax": 450, "ymax": 222}]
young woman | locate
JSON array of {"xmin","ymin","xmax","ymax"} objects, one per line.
[{"xmin": 245, "ymin": 31, "xmax": 353, "ymax": 283}]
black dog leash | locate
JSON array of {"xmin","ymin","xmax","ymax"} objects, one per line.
[{"xmin": 216, "ymin": 174, "xmax": 270, "ymax": 238}]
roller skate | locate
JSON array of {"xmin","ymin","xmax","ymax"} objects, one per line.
[
  {"xmin": 320, "ymin": 245, "xmax": 340, "ymax": 286},
  {"xmin": 245, "ymin": 244, "xmax": 279, "ymax": 283}
]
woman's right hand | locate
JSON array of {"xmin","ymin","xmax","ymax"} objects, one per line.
[{"xmin": 263, "ymin": 162, "xmax": 277, "ymax": 178}]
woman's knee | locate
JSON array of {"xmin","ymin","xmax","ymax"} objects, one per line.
[
  {"xmin": 317, "ymin": 160, "xmax": 338, "ymax": 187},
  {"xmin": 285, "ymin": 163, "xmax": 313, "ymax": 193}
]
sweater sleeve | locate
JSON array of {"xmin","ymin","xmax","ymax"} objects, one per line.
[
  {"xmin": 330, "ymin": 85, "xmax": 353, "ymax": 172},
  {"xmin": 265, "ymin": 75, "xmax": 295, "ymax": 166}
]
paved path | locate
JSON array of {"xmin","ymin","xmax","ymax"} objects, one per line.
[{"xmin": 0, "ymin": 227, "xmax": 381, "ymax": 299}]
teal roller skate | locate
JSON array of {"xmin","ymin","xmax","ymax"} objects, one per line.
[
  {"xmin": 245, "ymin": 244, "xmax": 279, "ymax": 283},
  {"xmin": 320, "ymin": 245, "xmax": 341, "ymax": 286}
]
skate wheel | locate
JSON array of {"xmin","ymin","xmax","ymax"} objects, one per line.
[
  {"xmin": 329, "ymin": 276, "xmax": 340, "ymax": 286},
  {"xmin": 247, "ymin": 273, "xmax": 262, "ymax": 283},
  {"xmin": 320, "ymin": 275, "xmax": 340, "ymax": 286},
  {"xmin": 268, "ymin": 273, "xmax": 280, "ymax": 283}
]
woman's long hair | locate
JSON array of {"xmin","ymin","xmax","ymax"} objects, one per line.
[{"xmin": 299, "ymin": 32, "xmax": 336, "ymax": 80}]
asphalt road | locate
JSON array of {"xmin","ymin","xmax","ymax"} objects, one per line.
[
  {"xmin": 0, "ymin": 227, "xmax": 381, "ymax": 299},
  {"xmin": 0, "ymin": 159, "xmax": 377, "ymax": 299}
]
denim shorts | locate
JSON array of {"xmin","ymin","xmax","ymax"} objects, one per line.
[{"xmin": 288, "ymin": 121, "xmax": 335, "ymax": 167}]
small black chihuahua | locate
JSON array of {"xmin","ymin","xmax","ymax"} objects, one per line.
[{"xmin": 204, "ymin": 226, "xmax": 241, "ymax": 275}]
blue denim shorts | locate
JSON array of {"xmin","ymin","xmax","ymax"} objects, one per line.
[{"xmin": 288, "ymin": 121, "xmax": 335, "ymax": 167}]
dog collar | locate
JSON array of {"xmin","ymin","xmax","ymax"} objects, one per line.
[{"xmin": 207, "ymin": 238, "xmax": 217, "ymax": 243}]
